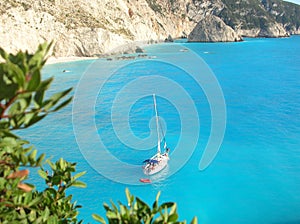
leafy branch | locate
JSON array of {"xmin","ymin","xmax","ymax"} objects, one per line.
[
  {"xmin": 0, "ymin": 43, "xmax": 85, "ymax": 223},
  {"xmin": 93, "ymin": 188, "xmax": 198, "ymax": 224}
]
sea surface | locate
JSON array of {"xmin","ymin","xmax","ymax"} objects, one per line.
[{"xmin": 20, "ymin": 36, "xmax": 300, "ymax": 223}]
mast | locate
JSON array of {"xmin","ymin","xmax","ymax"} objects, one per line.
[{"xmin": 153, "ymin": 94, "xmax": 161, "ymax": 153}]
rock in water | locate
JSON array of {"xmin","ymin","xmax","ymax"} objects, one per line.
[{"xmin": 188, "ymin": 15, "xmax": 242, "ymax": 42}]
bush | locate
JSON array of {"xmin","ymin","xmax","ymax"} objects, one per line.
[
  {"xmin": 0, "ymin": 43, "xmax": 86, "ymax": 223},
  {"xmin": 93, "ymin": 188, "xmax": 198, "ymax": 224}
]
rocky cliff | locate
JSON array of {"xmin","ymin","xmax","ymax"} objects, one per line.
[
  {"xmin": 188, "ymin": 15, "xmax": 242, "ymax": 42},
  {"xmin": 261, "ymin": 0, "xmax": 300, "ymax": 35},
  {"xmin": 0, "ymin": 0, "xmax": 299, "ymax": 57},
  {"xmin": 1, "ymin": 0, "xmax": 191, "ymax": 57},
  {"xmin": 217, "ymin": 0, "xmax": 291, "ymax": 37}
]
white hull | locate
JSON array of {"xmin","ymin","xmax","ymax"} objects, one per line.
[{"xmin": 143, "ymin": 153, "xmax": 169, "ymax": 175}]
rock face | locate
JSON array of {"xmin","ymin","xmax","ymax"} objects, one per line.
[
  {"xmin": 261, "ymin": 0, "xmax": 300, "ymax": 35},
  {"xmin": 0, "ymin": 0, "xmax": 299, "ymax": 57},
  {"xmin": 257, "ymin": 22, "xmax": 288, "ymax": 37},
  {"xmin": 188, "ymin": 15, "xmax": 242, "ymax": 42},
  {"xmin": 235, "ymin": 22, "xmax": 288, "ymax": 38},
  {"xmin": 217, "ymin": 0, "xmax": 293, "ymax": 38},
  {"xmin": 0, "ymin": 0, "xmax": 196, "ymax": 57}
]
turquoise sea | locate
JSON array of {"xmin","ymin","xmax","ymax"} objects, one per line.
[{"xmin": 21, "ymin": 36, "xmax": 300, "ymax": 223}]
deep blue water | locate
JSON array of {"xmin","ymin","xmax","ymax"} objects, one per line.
[{"xmin": 19, "ymin": 36, "xmax": 300, "ymax": 223}]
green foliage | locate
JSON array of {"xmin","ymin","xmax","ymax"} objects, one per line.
[
  {"xmin": 0, "ymin": 42, "xmax": 72, "ymax": 131},
  {"xmin": 0, "ymin": 43, "xmax": 85, "ymax": 223},
  {"xmin": 93, "ymin": 188, "xmax": 198, "ymax": 224}
]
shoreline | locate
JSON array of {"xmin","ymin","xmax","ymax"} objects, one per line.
[
  {"xmin": 45, "ymin": 35, "xmax": 300, "ymax": 65},
  {"xmin": 45, "ymin": 40, "xmax": 161, "ymax": 65},
  {"xmin": 46, "ymin": 56, "xmax": 98, "ymax": 65}
]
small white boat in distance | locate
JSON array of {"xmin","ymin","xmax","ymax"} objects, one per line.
[{"xmin": 143, "ymin": 94, "xmax": 170, "ymax": 175}]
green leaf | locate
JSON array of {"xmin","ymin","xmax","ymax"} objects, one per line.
[
  {"xmin": 24, "ymin": 113, "xmax": 35, "ymax": 125},
  {"xmin": 27, "ymin": 69, "xmax": 41, "ymax": 91},
  {"xmin": 163, "ymin": 207, "xmax": 168, "ymax": 222},
  {"xmin": 7, "ymin": 61, "xmax": 25, "ymax": 87},
  {"xmin": 110, "ymin": 200, "xmax": 118, "ymax": 213},
  {"xmin": 28, "ymin": 42, "xmax": 51, "ymax": 68},
  {"xmin": 159, "ymin": 202, "xmax": 175, "ymax": 210},
  {"xmin": 47, "ymin": 159, "xmax": 56, "ymax": 171},
  {"xmin": 169, "ymin": 203, "xmax": 177, "ymax": 216},
  {"xmin": 106, "ymin": 210, "xmax": 118, "ymax": 220},
  {"xmin": 8, "ymin": 100, "xmax": 22, "ymax": 116},
  {"xmin": 59, "ymin": 158, "xmax": 65, "ymax": 170},
  {"xmin": 36, "ymin": 153, "xmax": 45, "ymax": 166},
  {"xmin": 42, "ymin": 206, "xmax": 50, "ymax": 222},
  {"xmin": 125, "ymin": 188, "xmax": 132, "ymax": 205},
  {"xmin": 168, "ymin": 213, "xmax": 178, "ymax": 222},
  {"xmin": 38, "ymin": 169, "xmax": 48, "ymax": 180},
  {"xmin": 73, "ymin": 171, "xmax": 86, "ymax": 180},
  {"xmin": 27, "ymin": 195, "xmax": 42, "ymax": 207},
  {"xmin": 0, "ymin": 81, "xmax": 19, "ymax": 100},
  {"xmin": 34, "ymin": 77, "xmax": 53, "ymax": 106},
  {"xmin": 119, "ymin": 204, "xmax": 127, "ymax": 216},
  {"xmin": 0, "ymin": 47, "xmax": 9, "ymax": 60},
  {"xmin": 136, "ymin": 197, "xmax": 151, "ymax": 213},
  {"xmin": 190, "ymin": 216, "xmax": 198, "ymax": 224},
  {"xmin": 51, "ymin": 96, "xmax": 72, "ymax": 112},
  {"xmin": 29, "ymin": 149, "xmax": 37, "ymax": 161},
  {"xmin": 34, "ymin": 88, "xmax": 46, "ymax": 106},
  {"xmin": 155, "ymin": 191, "xmax": 161, "ymax": 202},
  {"xmin": 152, "ymin": 191, "xmax": 161, "ymax": 211},
  {"xmin": 92, "ymin": 214, "xmax": 106, "ymax": 224},
  {"xmin": 20, "ymin": 153, "xmax": 28, "ymax": 164},
  {"xmin": 37, "ymin": 77, "xmax": 53, "ymax": 91},
  {"xmin": 19, "ymin": 207, "xmax": 26, "ymax": 219},
  {"xmin": 25, "ymin": 114, "xmax": 47, "ymax": 128},
  {"xmin": 52, "ymin": 175, "xmax": 61, "ymax": 185},
  {"xmin": 72, "ymin": 181, "xmax": 87, "ymax": 188},
  {"xmin": 103, "ymin": 202, "xmax": 111, "ymax": 212},
  {"xmin": 1, "ymin": 136, "xmax": 18, "ymax": 146},
  {"xmin": 153, "ymin": 215, "xmax": 163, "ymax": 224},
  {"xmin": 47, "ymin": 215, "xmax": 58, "ymax": 224},
  {"xmin": 0, "ymin": 130, "xmax": 19, "ymax": 138},
  {"xmin": 49, "ymin": 87, "xmax": 72, "ymax": 105},
  {"xmin": 29, "ymin": 210, "xmax": 37, "ymax": 222}
]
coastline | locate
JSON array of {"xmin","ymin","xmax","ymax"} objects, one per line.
[
  {"xmin": 45, "ymin": 35, "xmax": 300, "ymax": 65},
  {"xmin": 46, "ymin": 56, "xmax": 98, "ymax": 65}
]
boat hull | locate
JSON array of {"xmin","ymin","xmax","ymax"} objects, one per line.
[{"xmin": 143, "ymin": 154, "xmax": 169, "ymax": 175}]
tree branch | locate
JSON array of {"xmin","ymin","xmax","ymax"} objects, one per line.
[{"xmin": 0, "ymin": 90, "xmax": 26, "ymax": 119}]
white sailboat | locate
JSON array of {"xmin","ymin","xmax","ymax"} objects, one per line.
[{"xmin": 142, "ymin": 94, "xmax": 170, "ymax": 176}]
